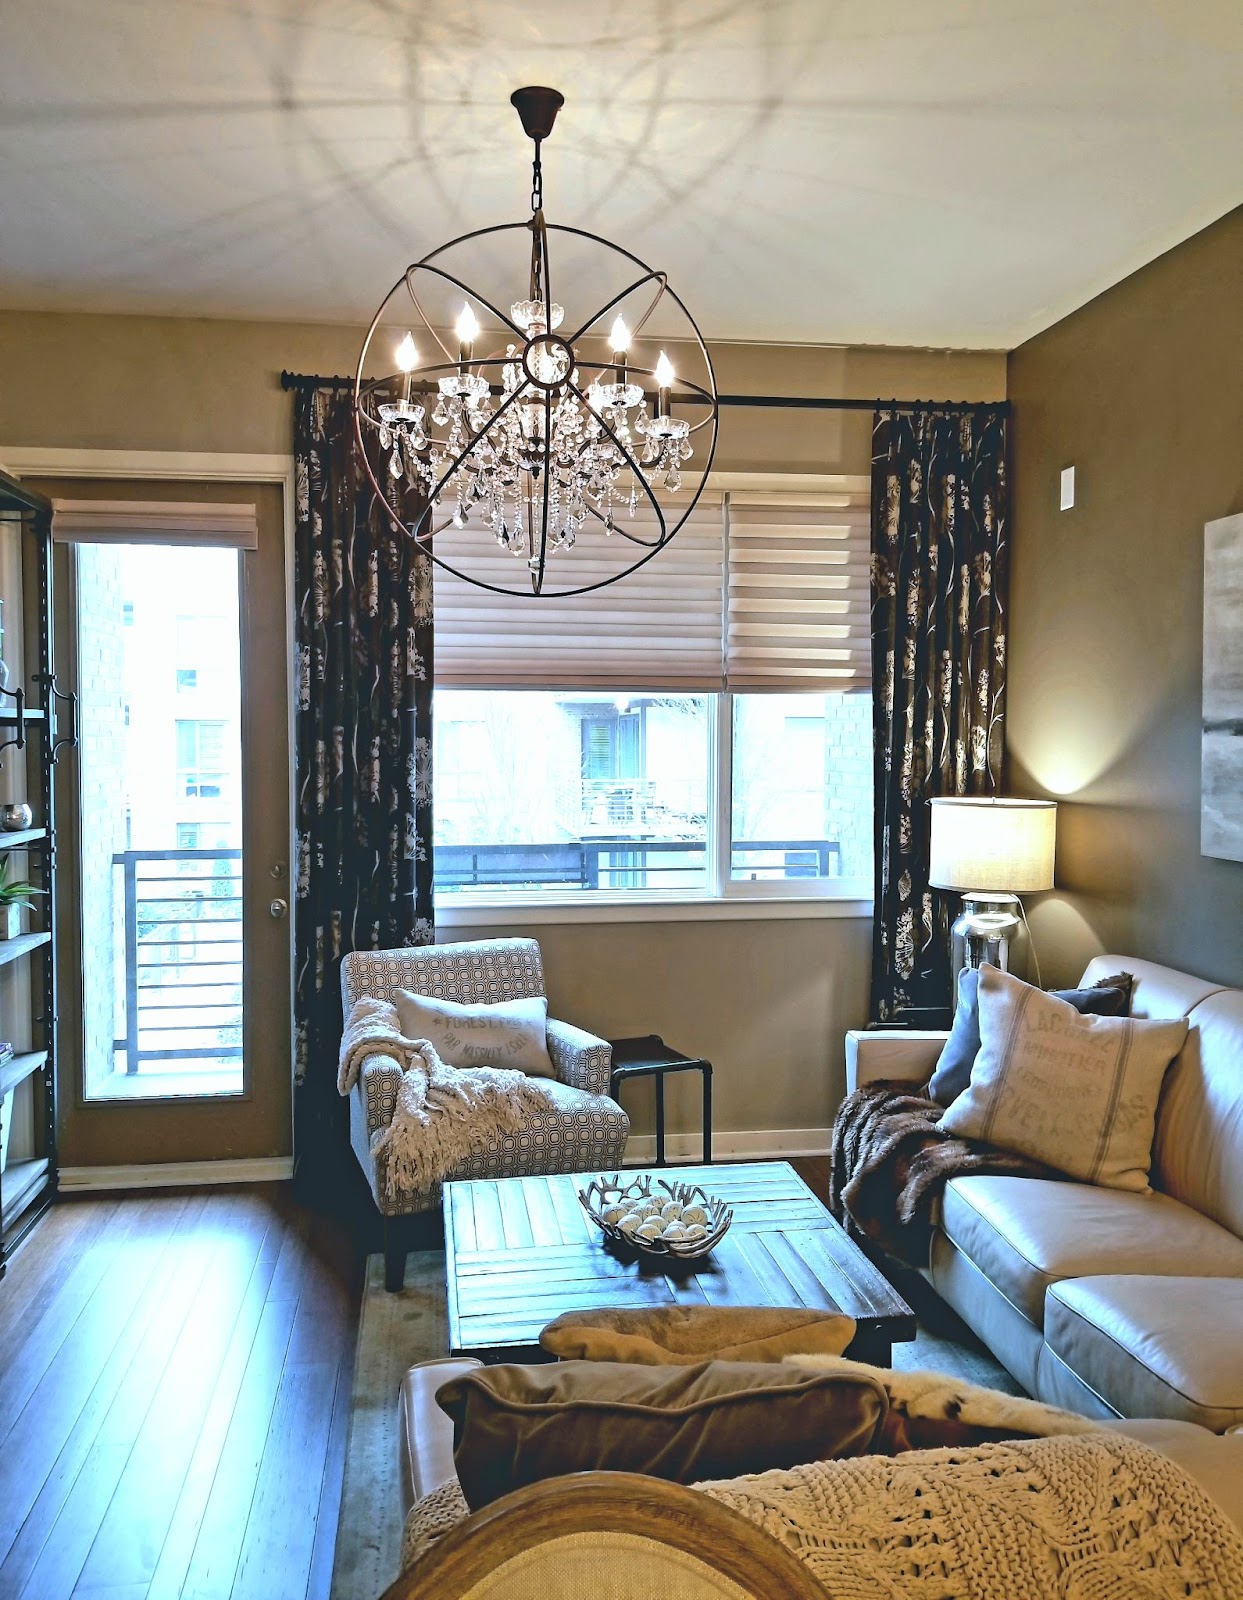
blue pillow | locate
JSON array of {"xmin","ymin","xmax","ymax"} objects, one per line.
[{"xmin": 927, "ymin": 966, "xmax": 1131, "ymax": 1108}]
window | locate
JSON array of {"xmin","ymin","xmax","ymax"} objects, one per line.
[
  {"xmin": 176, "ymin": 668, "xmax": 198, "ymax": 692},
  {"xmin": 731, "ymin": 693, "xmax": 871, "ymax": 883},
  {"xmin": 435, "ymin": 692, "xmax": 710, "ymax": 895},
  {"xmin": 175, "ymin": 719, "xmax": 228, "ymax": 800},
  {"xmin": 432, "ymin": 482, "xmax": 872, "ymax": 905}
]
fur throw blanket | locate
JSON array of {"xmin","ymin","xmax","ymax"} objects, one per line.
[
  {"xmin": 830, "ymin": 1079, "xmax": 1063, "ymax": 1266},
  {"xmin": 338, "ymin": 995, "xmax": 555, "ymax": 1202},
  {"xmin": 783, "ymin": 1353, "xmax": 1098, "ymax": 1454}
]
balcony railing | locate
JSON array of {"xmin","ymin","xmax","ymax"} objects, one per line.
[
  {"xmin": 563, "ymin": 778, "xmax": 707, "ymax": 836},
  {"xmin": 436, "ymin": 838, "xmax": 841, "ymax": 892},
  {"xmin": 113, "ymin": 847, "xmax": 243, "ymax": 1075}
]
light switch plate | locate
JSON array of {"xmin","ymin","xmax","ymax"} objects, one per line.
[{"xmin": 1060, "ymin": 466, "xmax": 1075, "ymax": 510}]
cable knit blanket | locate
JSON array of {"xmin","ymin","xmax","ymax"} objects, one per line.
[
  {"xmin": 337, "ymin": 995, "xmax": 555, "ymax": 1202},
  {"xmin": 402, "ymin": 1433, "xmax": 1243, "ymax": 1594},
  {"xmin": 699, "ymin": 1432, "xmax": 1243, "ymax": 1599}
]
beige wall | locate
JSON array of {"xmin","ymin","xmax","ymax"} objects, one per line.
[
  {"xmin": 1007, "ymin": 207, "xmax": 1243, "ymax": 989},
  {"xmin": 0, "ymin": 307, "xmax": 1005, "ymax": 1149}
]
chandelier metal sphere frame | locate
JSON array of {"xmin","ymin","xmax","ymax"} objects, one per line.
[{"xmin": 354, "ymin": 86, "xmax": 719, "ymax": 598}]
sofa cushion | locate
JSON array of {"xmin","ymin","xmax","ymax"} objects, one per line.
[
  {"xmin": 928, "ymin": 967, "xmax": 1131, "ymax": 1108},
  {"xmin": 939, "ymin": 968, "xmax": 1187, "ymax": 1192},
  {"xmin": 1045, "ymin": 1277, "xmax": 1243, "ymax": 1432},
  {"xmin": 435, "ymin": 1359, "xmax": 888, "ymax": 1511},
  {"xmin": 1151, "ymin": 989, "xmax": 1243, "ymax": 1238},
  {"xmin": 940, "ymin": 1175, "xmax": 1243, "ymax": 1326},
  {"xmin": 1080, "ymin": 954, "xmax": 1228, "ymax": 1021}
]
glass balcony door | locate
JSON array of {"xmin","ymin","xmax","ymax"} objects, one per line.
[{"xmin": 42, "ymin": 476, "xmax": 291, "ymax": 1170}]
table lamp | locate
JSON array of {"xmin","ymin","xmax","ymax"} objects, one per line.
[{"xmin": 928, "ymin": 797, "xmax": 1057, "ymax": 1000}]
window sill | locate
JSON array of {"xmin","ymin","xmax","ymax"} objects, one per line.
[{"xmin": 435, "ymin": 894, "xmax": 874, "ymax": 927}]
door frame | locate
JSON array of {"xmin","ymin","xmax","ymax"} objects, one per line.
[{"xmin": 0, "ymin": 446, "xmax": 296, "ymax": 1186}]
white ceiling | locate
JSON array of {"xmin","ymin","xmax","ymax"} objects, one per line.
[{"xmin": 1, "ymin": 0, "xmax": 1241, "ymax": 348}]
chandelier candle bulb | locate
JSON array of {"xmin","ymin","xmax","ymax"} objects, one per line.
[
  {"xmin": 610, "ymin": 314, "xmax": 630, "ymax": 383},
  {"xmin": 655, "ymin": 351, "xmax": 675, "ymax": 418},
  {"xmin": 396, "ymin": 332, "xmax": 419, "ymax": 403},
  {"xmin": 455, "ymin": 304, "xmax": 479, "ymax": 365}
]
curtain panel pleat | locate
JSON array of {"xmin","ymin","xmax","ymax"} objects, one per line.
[
  {"xmin": 292, "ymin": 387, "xmax": 434, "ymax": 1173},
  {"xmin": 869, "ymin": 408, "xmax": 1009, "ymax": 1024}
]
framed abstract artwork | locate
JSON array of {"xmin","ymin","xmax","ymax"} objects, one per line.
[{"xmin": 1202, "ymin": 513, "xmax": 1243, "ymax": 862}]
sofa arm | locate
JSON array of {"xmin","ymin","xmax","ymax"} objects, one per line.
[
  {"xmin": 358, "ymin": 1052, "xmax": 405, "ymax": 1137},
  {"xmin": 547, "ymin": 1018, "xmax": 612, "ymax": 1098},
  {"xmin": 845, "ymin": 1030, "xmax": 948, "ymax": 1095}
]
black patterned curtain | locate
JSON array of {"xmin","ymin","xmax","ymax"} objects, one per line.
[
  {"xmin": 869, "ymin": 408, "xmax": 1009, "ymax": 1023},
  {"xmin": 293, "ymin": 386, "xmax": 434, "ymax": 1172}
]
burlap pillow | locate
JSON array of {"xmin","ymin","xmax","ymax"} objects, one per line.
[
  {"xmin": 939, "ymin": 965, "xmax": 1187, "ymax": 1192},
  {"xmin": 435, "ymin": 1359, "xmax": 888, "ymax": 1511},
  {"xmin": 394, "ymin": 989, "xmax": 555, "ymax": 1078},
  {"xmin": 540, "ymin": 1304, "xmax": 857, "ymax": 1365}
]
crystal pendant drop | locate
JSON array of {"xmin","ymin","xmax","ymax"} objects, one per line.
[{"xmin": 389, "ymin": 449, "xmax": 403, "ymax": 479}]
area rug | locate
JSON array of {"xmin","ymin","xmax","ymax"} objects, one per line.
[
  {"xmin": 329, "ymin": 1251, "xmax": 447, "ymax": 1600},
  {"xmin": 329, "ymin": 1244, "xmax": 1020, "ymax": 1600}
]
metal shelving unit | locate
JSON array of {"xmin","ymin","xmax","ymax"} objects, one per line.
[{"xmin": 0, "ymin": 468, "xmax": 73, "ymax": 1274}]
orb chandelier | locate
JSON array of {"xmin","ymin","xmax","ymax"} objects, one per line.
[{"xmin": 354, "ymin": 86, "xmax": 718, "ymax": 597}]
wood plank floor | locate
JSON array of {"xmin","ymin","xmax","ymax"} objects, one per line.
[{"xmin": 0, "ymin": 1184, "xmax": 361, "ymax": 1600}]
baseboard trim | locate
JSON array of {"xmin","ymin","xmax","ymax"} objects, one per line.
[
  {"xmin": 623, "ymin": 1128, "xmax": 831, "ymax": 1165},
  {"xmin": 58, "ymin": 1157, "xmax": 294, "ymax": 1192}
]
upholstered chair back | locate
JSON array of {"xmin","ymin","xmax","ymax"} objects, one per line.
[{"xmin": 342, "ymin": 937, "xmax": 547, "ymax": 1013}]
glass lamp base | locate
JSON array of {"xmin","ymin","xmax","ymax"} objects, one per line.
[{"xmin": 950, "ymin": 892, "xmax": 1022, "ymax": 1010}]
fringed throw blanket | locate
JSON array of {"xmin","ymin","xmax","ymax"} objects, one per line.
[
  {"xmin": 338, "ymin": 995, "xmax": 554, "ymax": 1202},
  {"xmin": 830, "ymin": 1079, "xmax": 1061, "ymax": 1266},
  {"xmin": 700, "ymin": 1432, "xmax": 1243, "ymax": 1599}
]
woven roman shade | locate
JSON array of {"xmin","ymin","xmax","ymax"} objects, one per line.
[
  {"xmin": 724, "ymin": 485, "xmax": 872, "ymax": 690},
  {"xmin": 434, "ymin": 480, "xmax": 873, "ymax": 692},
  {"xmin": 434, "ymin": 489, "xmax": 726, "ymax": 690},
  {"xmin": 51, "ymin": 499, "xmax": 259, "ymax": 549}
]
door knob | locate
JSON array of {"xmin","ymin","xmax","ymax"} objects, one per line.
[{"xmin": 269, "ymin": 898, "xmax": 288, "ymax": 920}]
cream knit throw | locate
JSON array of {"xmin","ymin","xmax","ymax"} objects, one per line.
[
  {"xmin": 401, "ymin": 1434, "xmax": 1243, "ymax": 1592},
  {"xmin": 338, "ymin": 995, "xmax": 555, "ymax": 1202},
  {"xmin": 699, "ymin": 1432, "xmax": 1243, "ymax": 1599}
]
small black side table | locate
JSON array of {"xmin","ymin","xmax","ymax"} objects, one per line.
[{"xmin": 608, "ymin": 1035, "xmax": 713, "ymax": 1167}]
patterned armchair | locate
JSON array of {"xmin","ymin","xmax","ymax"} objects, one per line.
[{"xmin": 341, "ymin": 937, "xmax": 630, "ymax": 1289}]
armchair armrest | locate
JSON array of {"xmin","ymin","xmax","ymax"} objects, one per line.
[
  {"xmin": 358, "ymin": 1052, "xmax": 405, "ymax": 1138},
  {"xmin": 845, "ymin": 1030, "xmax": 948, "ymax": 1095},
  {"xmin": 547, "ymin": 1018, "xmax": 612, "ymax": 1098}
]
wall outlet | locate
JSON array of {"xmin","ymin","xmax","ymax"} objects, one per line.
[{"xmin": 1060, "ymin": 466, "xmax": 1075, "ymax": 510}]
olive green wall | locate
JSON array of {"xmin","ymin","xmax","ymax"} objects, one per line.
[
  {"xmin": 0, "ymin": 307, "xmax": 1006, "ymax": 1154},
  {"xmin": 1007, "ymin": 207, "xmax": 1243, "ymax": 988}
]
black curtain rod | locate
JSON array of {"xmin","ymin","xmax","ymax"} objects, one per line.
[{"xmin": 278, "ymin": 369, "xmax": 1007, "ymax": 414}]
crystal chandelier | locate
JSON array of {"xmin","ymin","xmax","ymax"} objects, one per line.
[{"xmin": 354, "ymin": 87, "xmax": 718, "ymax": 597}]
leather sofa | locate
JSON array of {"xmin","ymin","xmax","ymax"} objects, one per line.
[
  {"xmin": 846, "ymin": 954, "xmax": 1243, "ymax": 1430},
  {"xmin": 398, "ymin": 1356, "xmax": 1243, "ymax": 1534}
]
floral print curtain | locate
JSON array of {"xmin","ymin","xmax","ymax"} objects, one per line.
[
  {"xmin": 869, "ymin": 407, "xmax": 1009, "ymax": 1023},
  {"xmin": 293, "ymin": 386, "xmax": 434, "ymax": 1171}
]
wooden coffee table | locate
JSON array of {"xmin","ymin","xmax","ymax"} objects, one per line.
[{"xmin": 443, "ymin": 1161, "xmax": 915, "ymax": 1365}]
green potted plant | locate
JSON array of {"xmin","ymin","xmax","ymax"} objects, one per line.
[{"xmin": 0, "ymin": 856, "xmax": 43, "ymax": 939}]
